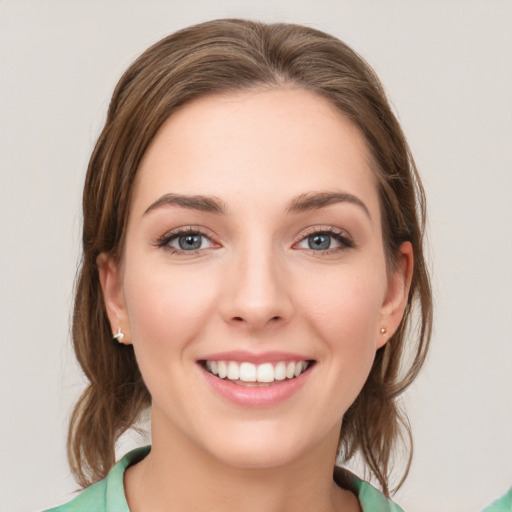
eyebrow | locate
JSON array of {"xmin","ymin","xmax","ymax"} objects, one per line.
[
  {"xmin": 143, "ymin": 190, "xmax": 370, "ymax": 219},
  {"xmin": 286, "ymin": 191, "xmax": 371, "ymax": 219},
  {"xmin": 144, "ymin": 193, "xmax": 227, "ymax": 216}
]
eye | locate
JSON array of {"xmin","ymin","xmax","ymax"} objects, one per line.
[
  {"xmin": 294, "ymin": 228, "xmax": 353, "ymax": 253},
  {"xmin": 173, "ymin": 233, "xmax": 208, "ymax": 250},
  {"xmin": 306, "ymin": 233, "xmax": 332, "ymax": 250},
  {"xmin": 156, "ymin": 228, "xmax": 216, "ymax": 254}
]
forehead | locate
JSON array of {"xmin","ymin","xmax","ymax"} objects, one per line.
[{"xmin": 133, "ymin": 88, "xmax": 379, "ymax": 216}]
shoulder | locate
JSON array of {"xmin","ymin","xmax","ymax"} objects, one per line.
[
  {"xmin": 334, "ymin": 466, "xmax": 405, "ymax": 512},
  {"xmin": 43, "ymin": 446, "xmax": 151, "ymax": 512},
  {"xmin": 480, "ymin": 488, "xmax": 512, "ymax": 512},
  {"xmin": 43, "ymin": 478, "xmax": 109, "ymax": 512}
]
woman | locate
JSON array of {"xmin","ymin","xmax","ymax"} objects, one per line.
[{"xmin": 47, "ymin": 19, "xmax": 432, "ymax": 511}]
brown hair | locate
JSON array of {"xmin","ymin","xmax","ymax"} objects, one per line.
[{"xmin": 69, "ymin": 18, "xmax": 432, "ymax": 496}]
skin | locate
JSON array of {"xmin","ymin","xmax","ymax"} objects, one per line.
[{"xmin": 98, "ymin": 88, "xmax": 412, "ymax": 512}]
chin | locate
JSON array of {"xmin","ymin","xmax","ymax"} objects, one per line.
[
  {"xmin": 201, "ymin": 420, "xmax": 328, "ymax": 470},
  {"xmin": 212, "ymin": 442, "xmax": 302, "ymax": 470}
]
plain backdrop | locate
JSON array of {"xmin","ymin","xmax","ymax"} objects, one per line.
[{"xmin": 1, "ymin": 1, "xmax": 511, "ymax": 511}]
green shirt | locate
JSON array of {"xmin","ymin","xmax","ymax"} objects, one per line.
[{"xmin": 45, "ymin": 446, "xmax": 511, "ymax": 512}]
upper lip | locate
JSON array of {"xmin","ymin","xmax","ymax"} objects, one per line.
[{"xmin": 198, "ymin": 350, "xmax": 314, "ymax": 364}]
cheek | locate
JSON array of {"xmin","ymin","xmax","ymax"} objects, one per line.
[
  {"xmin": 299, "ymin": 264, "xmax": 386, "ymax": 374},
  {"xmin": 304, "ymin": 271, "xmax": 384, "ymax": 335},
  {"xmin": 122, "ymin": 260, "xmax": 219, "ymax": 358}
]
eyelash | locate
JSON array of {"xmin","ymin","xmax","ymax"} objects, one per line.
[
  {"xmin": 155, "ymin": 226, "xmax": 216, "ymax": 255},
  {"xmin": 294, "ymin": 226, "xmax": 354, "ymax": 255},
  {"xmin": 154, "ymin": 226, "xmax": 354, "ymax": 256}
]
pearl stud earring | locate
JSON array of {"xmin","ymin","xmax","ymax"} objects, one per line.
[
  {"xmin": 380, "ymin": 327, "xmax": 387, "ymax": 335},
  {"xmin": 113, "ymin": 327, "xmax": 125, "ymax": 343}
]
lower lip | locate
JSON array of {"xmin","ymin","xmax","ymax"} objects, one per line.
[{"xmin": 201, "ymin": 365, "xmax": 312, "ymax": 407}]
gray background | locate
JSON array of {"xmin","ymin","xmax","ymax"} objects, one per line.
[{"xmin": 1, "ymin": 1, "xmax": 511, "ymax": 511}]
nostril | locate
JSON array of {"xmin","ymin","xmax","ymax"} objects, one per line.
[{"xmin": 231, "ymin": 315, "xmax": 281, "ymax": 324}]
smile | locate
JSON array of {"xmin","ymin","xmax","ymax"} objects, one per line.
[{"xmin": 204, "ymin": 360, "xmax": 312, "ymax": 384}]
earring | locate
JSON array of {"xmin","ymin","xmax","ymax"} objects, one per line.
[
  {"xmin": 113, "ymin": 327, "xmax": 125, "ymax": 343},
  {"xmin": 380, "ymin": 327, "xmax": 387, "ymax": 335}
]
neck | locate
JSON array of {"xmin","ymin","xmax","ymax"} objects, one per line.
[{"xmin": 124, "ymin": 410, "xmax": 359, "ymax": 512}]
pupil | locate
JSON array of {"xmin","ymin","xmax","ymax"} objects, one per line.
[
  {"xmin": 309, "ymin": 234, "xmax": 330, "ymax": 250},
  {"xmin": 179, "ymin": 234, "xmax": 201, "ymax": 250}
]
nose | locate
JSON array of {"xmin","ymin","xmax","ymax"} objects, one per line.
[{"xmin": 219, "ymin": 243, "xmax": 293, "ymax": 331}]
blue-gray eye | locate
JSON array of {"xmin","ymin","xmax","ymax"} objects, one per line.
[
  {"xmin": 308, "ymin": 234, "xmax": 331, "ymax": 250},
  {"xmin": 178, "ymin": 234, "xmax": 203, "ymax": 250},
  {"xmin": 156, "ymin": 229, "xmax": 215, "ymax": 253},
  {"xmin": 295, "ymin": 229, "xmax": 353, "ymax": 252}
]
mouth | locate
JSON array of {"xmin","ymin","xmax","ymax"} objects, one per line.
[{"xmin": 200, "ymin": 359, "xmax": 315, "ymax": 386}]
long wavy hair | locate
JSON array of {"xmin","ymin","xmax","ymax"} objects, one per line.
[{"xmin": 68, "ymin": 18, "xmax": 432, "ymax": 496}]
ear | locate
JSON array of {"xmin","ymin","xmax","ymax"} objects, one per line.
[
  {"xmin": 97, "ymin": 253, "xmax": 131, "ymax": 345},
  {"xmin": 377, "ymin": 241, "xmax": 414, "ymax": 349}
]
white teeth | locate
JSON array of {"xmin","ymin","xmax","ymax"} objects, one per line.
[
  {"xmin": 274, "ymin": 362, "xmax": 287, "ymax": 381},
  {"xmin": 205, "ymin": 360, "xmax": 310, "ymax": 383},
  {"xmin": 227, "ymin": 361, "xmax": 239, "ymax": 380},
  {"xmin": 257, "ymin": 363, "xmax": 274, "ymax": 383},
  {"xmin": 217, "ymin": 361, "xmax": 227, "ymax": 379},
  {"xmin": 239, "ymin": 362, "xmax": 257, "ymax": 382}
]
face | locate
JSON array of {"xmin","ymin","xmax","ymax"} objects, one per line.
[{"xmin": 99, "ymin": 88, "xmax": 411, "ymax": 470}]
